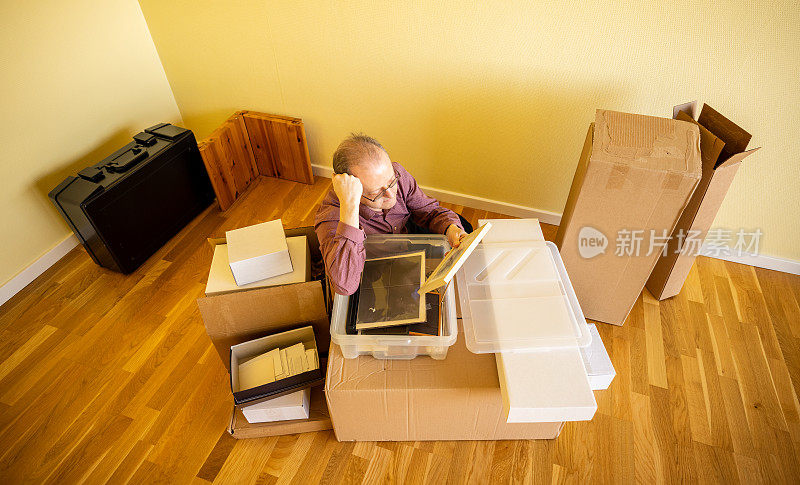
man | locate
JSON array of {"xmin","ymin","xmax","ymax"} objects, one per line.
[{"xmin": 315, "ymin": 133, "xmax": 473, "ymax": 295}]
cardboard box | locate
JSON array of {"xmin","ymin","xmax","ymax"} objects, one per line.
[
  {"xmin": 646, "ymin": 104, "xmax": 760, "ymax": 300},
  {"xmin": 555, "ymin": 110, "xmax": 702, "ymax": 325},
  {"xmin": 226, "ymin": 219, "xmax": 293, "ymax": 285},
  {"xmin": 241, "ymin": 388, "xmax": 310, "ymax": 423},
  {"xmin": 198, "ymin": 226, "xmax": 330, "ymax": 369},
  {"xmin": 198, "ymin": 280, "xmax": 330, "ymax": 369},
  {"xmin": 229, "ymin": 386, "xmax": 331, "ymax": 438},
  {"xmin": 324, "ymin": 320, "xmax": 564, "ymax": 441},
  {"xmin": 230, "ymin": 326, "xmax": 323, "ymax": 406},
  {"xmin": 206, "ymin": 236, "xmax": 310, "ymax": 296}
]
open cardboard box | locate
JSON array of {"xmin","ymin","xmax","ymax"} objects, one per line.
[
  {"xmin": 197, "ymin": 225, "xmax": 333, "ymax": 438},
  {"xmin": 230, "ymin": 326, "xmax": 323, "ymax": 406},
  {"xmin": 646, "ymin": 102, "xmax": 760, "ymax": 300}
]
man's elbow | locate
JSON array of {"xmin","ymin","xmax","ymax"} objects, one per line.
[{"xmin": 330, "ymin": 277, "xmax": 359, "ymax": 296}]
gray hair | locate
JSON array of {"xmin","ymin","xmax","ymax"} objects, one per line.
[{"xmin": 332, "ymin": 133, "xmax": 388, "ymax": 174}]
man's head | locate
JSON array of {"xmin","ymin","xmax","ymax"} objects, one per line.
[{"xmin": 332, "ymin": 133, "xmax": 398, "ymax": 210}]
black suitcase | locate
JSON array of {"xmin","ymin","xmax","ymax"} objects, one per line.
[{"xmin": 49, "ymin": 123, "xmax": 215, "ymax": 274}]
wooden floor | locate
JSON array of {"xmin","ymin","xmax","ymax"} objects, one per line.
[{"xmin": 1, "ymin": 175, "xmax": 800, "ymax": 484}]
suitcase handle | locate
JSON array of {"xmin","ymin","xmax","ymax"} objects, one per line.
[{"xmin": 105, "ymin": 146, "xmax": 147, "ymax": 173}]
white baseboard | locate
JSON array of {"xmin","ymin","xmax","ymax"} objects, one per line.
[
  {"xmin": 311, "ymin": 164, "xmax": 562, "ymax": 224},
  {"xmin": 312, "ymin": 163, "xmax": 800, "ymax": 276},
  {"xmin": 698, "ymin": 245, "xmax": 800, "ymax": 275},
  {"xmin": 0, "ymin": 234, "xmax": 80, "ymax": 308}
]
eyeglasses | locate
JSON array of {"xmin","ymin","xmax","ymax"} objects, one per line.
[{"xmin": 362, "ymin": 175, "xmax": 399, "ymax": 202}]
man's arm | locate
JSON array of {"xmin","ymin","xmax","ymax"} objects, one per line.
[
  {"xmin": 315, "ymin": 219, "xmax": 365, "ymax": 295},
  {"xmin": 314, "ymin": 173, "xmax": 366, "ymax": 295}
]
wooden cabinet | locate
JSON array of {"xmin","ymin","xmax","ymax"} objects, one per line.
[{"xmin": 198, "ymin": 111, "xmax": 314, "ymax": 210}]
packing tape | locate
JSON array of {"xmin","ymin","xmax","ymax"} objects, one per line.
[
  {"xmin": 661, "ymin": 172, "xmax": 683, "ymax": 190},
  {"xmin": 605, "ymin": 164, "xmax": 629, "ymax": 190}
]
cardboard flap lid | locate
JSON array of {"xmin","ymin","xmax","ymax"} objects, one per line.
[
  {"xmin": 697, "ymin": 104, "xmax": 752, "ymax": 163},
  {"xmin": 196, "ymin": 280, "xmax": 330, "ymax": 369},
  {"xmin": 593, "ymin": 109, "xmax": 702, "ymax": 175},
  {"xmin": 198, "ymin": 281, "xmax": 326, "ymax": 339},
  {"xmin": 675, "ymin": 110, "xmax": 726, "ymax": 174},
  {"xmin": 716, "ymin": 147, "xmax": 760, "ymax": 169}
]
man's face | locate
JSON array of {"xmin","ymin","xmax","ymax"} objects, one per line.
[{"xmin": 350, "ymin": 150, "xmax": 398, "ymax": 210}]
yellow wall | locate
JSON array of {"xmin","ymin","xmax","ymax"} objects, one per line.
[
  {"xmin": 134, "ymin": 1, "xmax": 796, "ymax": 262},
  {"xmin": 0, "ymin": 0, "xmax": 182, "ymax": 285}
]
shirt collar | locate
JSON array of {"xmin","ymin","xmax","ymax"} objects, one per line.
[{"xmin": 359, "ymin": 203, "xmax": 379, "ymax": 219}]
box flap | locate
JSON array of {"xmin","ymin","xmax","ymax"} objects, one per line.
[
  {"xmin": 197, "ymin": 280, "xmax": 329, "ymax": 369},
  {"xmin": 697, "ymin": 104, "xmax": 752, "ymax": 163},
  {"xmin": 717, "ymin": 147, "xmax": 761, "ymax": 169},
  {"xmin": 593, "ymin": 109, "xmax": 702, "ymax": 175},
  {"xmin": 675, "ymin": 110, "xmax": 726, "ymax": 174}
]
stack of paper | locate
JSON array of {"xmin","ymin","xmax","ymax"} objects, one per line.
[
  {"xmin": 237, "ymin": 343, "xmax": 319, "ymax": 391},
  {"xmin": 226, "ymin": 219, "xmax": 293, "ymax": 286}
]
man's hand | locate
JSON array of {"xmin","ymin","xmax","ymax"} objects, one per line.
[
  {"xmin": 333, "ymin": 173, "xmax": 363, "ymax": 228},
  {"xmin": 446, "ymin": 224, "xmax": 467, "ymax": 248}
]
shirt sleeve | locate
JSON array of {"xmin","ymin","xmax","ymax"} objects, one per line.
[
  {"xmin": 398, "ymin": 164, "xmax": 463, "ymax": 235},
  {"xmin": 314, "ymin": 219, "xmax": 366, "ymax": 296}
]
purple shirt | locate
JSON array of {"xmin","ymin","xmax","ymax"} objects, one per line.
[{"xmin": 315, "ymin": 162, "xmax": 463, "ymax": 295}]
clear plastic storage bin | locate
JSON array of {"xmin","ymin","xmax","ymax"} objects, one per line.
[{"xmin": 330, "ymin": 234, "xmax": 458, "ymax": 360}]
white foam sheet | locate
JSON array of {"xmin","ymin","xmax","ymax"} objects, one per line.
[
  {"xmin": 479, "ymin": 218, "xmax": 546, "ymax": 244},
  {"xmin": 581, "ymin": 324, "xmax": 616, "ymax": 390},
  {"xmin": 496, "ymin": 348, "xmax": 597, "ymax": 423}
]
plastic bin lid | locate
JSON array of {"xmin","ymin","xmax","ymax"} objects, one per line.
[{"xmin": 457, "ymin": 220, "xmax": 591, "ymax": 354}]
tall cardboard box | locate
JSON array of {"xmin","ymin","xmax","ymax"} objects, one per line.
[
  {"xmin": 646, "ymin": 104, "xmax": 760, "ymax": 300},
  {"xmin": 555, "ymin": 110, "xmax": 702, "ymax": 325},
  {"xmin": 324, "ymin": 320, "xmax": 564, "ymax": 441}
]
